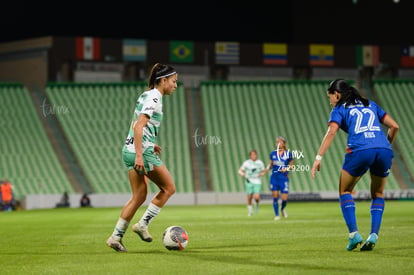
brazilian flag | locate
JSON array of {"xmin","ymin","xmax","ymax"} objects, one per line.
[{"xmin": 170, "ymin": 40, "xmax": 194, "ymax": 63}]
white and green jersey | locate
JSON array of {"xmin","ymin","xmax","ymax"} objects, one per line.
[
  {"xmin": 123, "ymin": 88, "xmax": 163, "ymax": 154},
  {"xmin": 239, "ymin": 159, "xmax": 265, "ymax": 184}
]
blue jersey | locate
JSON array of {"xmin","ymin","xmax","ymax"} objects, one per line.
[
  {"xmin": 329, "ymin": 100, "xmax": 391, "ymax": 152},
  {"xmin": 269, "ymin": 150, "xmax": 293, "ymax": 178}
]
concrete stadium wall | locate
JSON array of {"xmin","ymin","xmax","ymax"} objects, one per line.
[
  {"xmin": 23, "ymin": 192, "xmax": 248, "ymax": 210},
  {"xmin": 22, "ymin": 190, "xmax": 414, "ymax": 210}
]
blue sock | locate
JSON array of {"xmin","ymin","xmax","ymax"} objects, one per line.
[
  {"xmin": 281, "ymin": 200, "xmax": 287, "ymax": 210},
  {"xmin": 273, "ymin": 198, "xmax": 279, "ymax": 216},
  {"xmin": 370, "ymin": 197, "xmax": 385, "ymax": 235},
  {"xmin": 339, "ymin": 194, "xmax": 358, "ymax": 233}
]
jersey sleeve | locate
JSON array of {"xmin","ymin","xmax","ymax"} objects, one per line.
[
  {"xmin": 140, "ymin": 94, "xmax": 160, "ymax": 118},
  {"xmin": 328, "ymin": 107, "xmax": 342, "ymax": 127},
  {"xmin": 239, "ymin": 160, "xmax": 247, "ymax": 171},
  {"xmin": 371, "ymin": 100, "xmax": 387, "ymax": 121},
  {"xmin": 259, "ymin": 160, "xmax": 265, "ymax": 170}
]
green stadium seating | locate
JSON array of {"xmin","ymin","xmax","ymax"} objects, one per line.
[
  {"xmin": 0, "ymin": 83, "xmax": 74, "ymax": 198},
  {"xmin": 2, "ymin": 80, "xmax": 407, "ymax": 200},
  {"xmin": 374, "ymin": 80, "xmax": 414, "ymax": 185}
]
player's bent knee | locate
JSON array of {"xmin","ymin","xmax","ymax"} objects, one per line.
[{"xmin": 165, "ymin": 184, "xmax": 176, "ymax": 196}]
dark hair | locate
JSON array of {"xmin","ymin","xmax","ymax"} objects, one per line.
[
  {"xmin": 148, "ymin": 63, "xmax": 176, "ymax": 89},
  {"xmin": 327, "ymin": 79, "xmax": 369, "ymax": 107}
]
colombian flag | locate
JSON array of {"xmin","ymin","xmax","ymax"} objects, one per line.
[{"xmin": 263, "ymin": 43, "xmax": 287, "ymax": 65}]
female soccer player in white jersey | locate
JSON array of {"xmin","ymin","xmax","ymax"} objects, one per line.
[
  {"xmin": 311, "ymin": 79, "xmax": 399, "ymax": 251},
  {"xmin": 106, "ymin": 63, "xmax": 178, "ymax": 252},
  {"xmin": 238, "ymin": 150, "xmax": 266, "ymax": 216}
]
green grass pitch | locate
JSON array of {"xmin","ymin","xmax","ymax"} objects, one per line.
[{"xmin": 1, "ymin": 201, "xmax": 413, "ymax": 274}]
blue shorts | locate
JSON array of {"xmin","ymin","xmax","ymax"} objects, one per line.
[
  {"xmin": 269, "ymin": 175, "xmax": 289, "ymax": 193},
  {"xmin": 342, "ymin": 148, "xmax": 393, "ymax": 177}
]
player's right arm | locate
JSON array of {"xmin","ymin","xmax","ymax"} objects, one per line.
[
  {"xmin": 238, "ymin": 168, "xmax": 246, "ymax": 178},
  {"xmin": 311, "ymin": 122, "xmax": 339, "ymax": 179},
  {"xmin": 238, "ymin": 162, "xmax": 247, "ymax": 178},
  {"xmin": 134, "ymin": 113, "xmax": 150, "ymax": 174}
]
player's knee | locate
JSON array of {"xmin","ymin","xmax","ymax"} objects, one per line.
[{"xmin": 164, "ymin": 183, "xmax": 176, "ymax": 197}]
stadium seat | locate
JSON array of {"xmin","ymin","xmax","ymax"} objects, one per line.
[{"xmin": 0, "ymin": 83, "xmax": 74, "ymax": 198}]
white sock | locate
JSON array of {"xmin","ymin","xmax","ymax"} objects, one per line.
[
  {"xmin": 247, "ymin": 205, "xmax": 252, "ymax": 215},
  {"xmin": 349, "ymin": 231, "xmax": 358, "ymax": 238},
  {"xmin": 112, "ymin": 217, "xmax": 129, "ymax": 241},
  {"xmin": 139, "ymin": 203, "xmax": 161, "ymax": 227}
]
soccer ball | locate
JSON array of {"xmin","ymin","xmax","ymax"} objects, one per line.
[{"xmin": 162, "ymin": 225, "xmax": 189, "ymax": 251}]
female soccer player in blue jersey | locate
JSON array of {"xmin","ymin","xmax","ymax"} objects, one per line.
[
  {"xmin": 311, "ymin": 79, "xmax": 399, "ymax": 251},
  {"xmin": 106, "ymin": 63, "xmax": 178, "ymax": 252},
  {"xmin": 265, "ymin": 136, "xmax": 294, "ymax": 220}
]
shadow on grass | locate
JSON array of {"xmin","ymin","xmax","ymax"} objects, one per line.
[{"xmin": 122, "ymin": 243, "xmax": 372, "ymax": 273}]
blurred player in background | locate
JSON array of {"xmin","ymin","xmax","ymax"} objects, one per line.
[
  {"xmin": 106, "ymin": 63, "xmax": 178, "ymax": 252},
  {"xmin": 238, "ymin": 149, "xmax": 266, "ymax": 216},
  {"xmin": 311, "ymin": 79, "xmax": 399, "ymax": 251},
  {"xmin": 264, "ymin": 136, "xmax": 294, "ymax": 220},
  {"xmin": 0, "ymin": 179, "xmax": 14, "ymax": 211}
]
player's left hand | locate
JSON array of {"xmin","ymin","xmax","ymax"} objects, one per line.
[
  {"xmin": 134, "ymin": 157, "xmax": 146, "ymax": 175},
  {"xmin": 311, "ymin": 160, "xmax": 321, "ymax": 179}
]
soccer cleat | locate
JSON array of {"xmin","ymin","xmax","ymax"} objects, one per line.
[
  {"xmin": 282, "ymin": 209, "xmax": 288, "ymax": 218},
  {"xmin": 274, "ymin": 216, "xmax": 281, "ymax": 221},
  {"xmin": 360, "ymin": 233, "xmax": 378, "ymax": 251},
  {"xmin": 132, "ymin": 223, "xmax": 153, "ymax": 242},
  {"xmin": 346, "ymin": 232, "xmax": 363, "ymax": 251},
  {"xmin": 106, "ymin": 236, "xmax": 127, "ymax": 252}
]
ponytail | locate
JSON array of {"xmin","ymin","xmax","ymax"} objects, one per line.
[
  {"xmin": 328, "ymin": 79, "xmax": 369, "ymax": 107},
  {"xmin": 148, "ymin": 63, "xmax": 176, "ymax": 89}
]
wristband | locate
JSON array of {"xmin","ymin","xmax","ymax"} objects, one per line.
[{"xmin": 315, "ymin": 154, "xmax": 323, "ymax": 161}]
